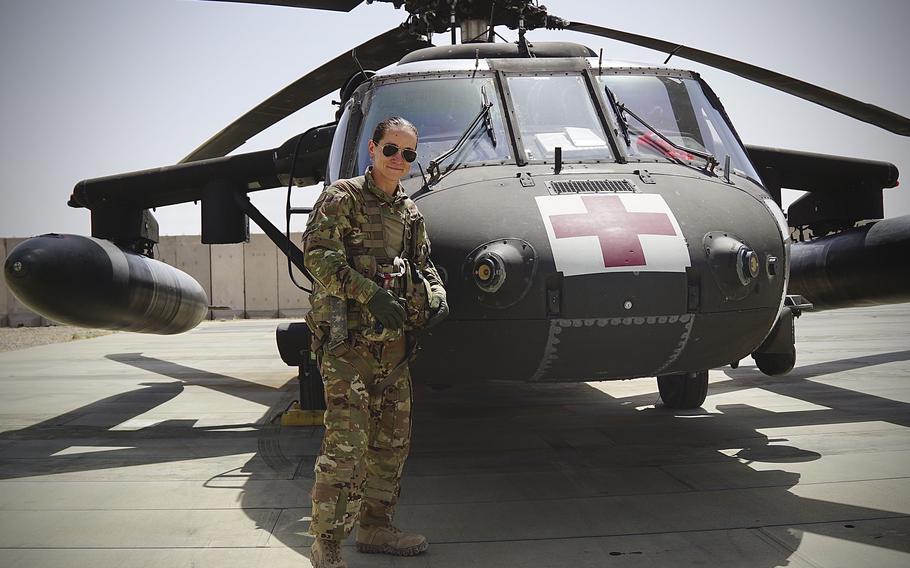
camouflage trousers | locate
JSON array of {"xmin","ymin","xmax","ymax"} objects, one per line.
[{"xmin": 308, "ymin": 333, "xmax": 412, "ymax": 541}]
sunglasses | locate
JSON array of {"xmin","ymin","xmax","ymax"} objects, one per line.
[{"xmin": 380, "ymin": 143, "xmax": 418, "ymax": 163}]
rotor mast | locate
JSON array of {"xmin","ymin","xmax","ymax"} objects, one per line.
[
  {"xmin": 370, "ymin": 0, "xmax": 566, "ymax": 45},
  {"xmin": 460, "ymin": 18, "xmax": 490, "ymax": 44}
]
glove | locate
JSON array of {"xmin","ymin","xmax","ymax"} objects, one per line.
[
  {"xmin": 367, "ymin": 288, "xmax": 406, "ymax": 330},
  {"xmin": 424, "ymin": 296, "xmax": 449, "ymax": 330}
]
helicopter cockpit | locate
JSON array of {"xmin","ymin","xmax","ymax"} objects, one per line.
[
  {"xmin": 331, "ymin": 53, "xmax": 760, "ymax": 186},
  {"xmin": 354, "ymin": 74, "xmax": 512, "ymax": 177},
  {"xmin": 597, "ymin": 70, "xmax": 760, "ymax": 180},
  {"xmin": 507, "ymin": 73, "xmax": 613, "ymax": 162}
]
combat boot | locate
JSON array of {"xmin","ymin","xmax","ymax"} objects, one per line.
[
  {"xmin": 356, "ymin": 525, "xmax": 428, "ymax": 556},
  {"xmin": 311, "ymin": 537, "xmax": 346, "ymax": 568}
]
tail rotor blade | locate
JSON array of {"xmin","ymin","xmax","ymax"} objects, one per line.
[{"xmin": 567, "ymin": 21, "xmax": 910, "ymax": 136}]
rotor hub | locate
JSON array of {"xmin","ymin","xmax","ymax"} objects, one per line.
[{"xmin": 389, "ymin": 0, "xmax": 566, "ymax": 35}]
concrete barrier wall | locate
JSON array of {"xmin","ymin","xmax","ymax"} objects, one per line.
[
  {"xmin": 0, "ymin": 234, "xmax": 312, "ymax": 327},
  {"xmin": 210, "ymin": 242, "xmax": 245, "ymax": 319},
  {"xmin": 0, "ymin": 239, "xmax": 7, "ymax": 327},
  {"xmin": 243, "ymin": 234, "xmax": 279, "ymax": 318},
  {"xmin": 279, "ymin": 255, "xmax": 311, "ymax": 318}
]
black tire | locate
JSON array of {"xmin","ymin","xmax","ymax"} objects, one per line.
[
  {"xmin": 753, "ymin": 350, "xmax": 796, "ymax": 376},
  {"xmin": 298, "ymin": 364, "xmax": 327, "ymax": 410},
  {"xmin": 657, "ymin": 370, "xmax": 709, "ymax": 409}
]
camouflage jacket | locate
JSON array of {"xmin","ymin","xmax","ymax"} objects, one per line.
[{"xmin": 303, "ymin": 168, "xmax": 446, "ymax": 335}]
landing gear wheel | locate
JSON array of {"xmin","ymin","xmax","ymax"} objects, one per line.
[
  {"xmin": 298, "ymin": 364, "xmax": 326, "ymax": 410},
  {"xmin": 753, "ymin": 350, "xmax": 796, "ymax": 376},
  {"xmin": 657, "ymin": 370, "xmax": 709, "ymax": 409}
]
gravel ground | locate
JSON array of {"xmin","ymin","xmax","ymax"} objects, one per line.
[{"xmin": 0, "ymin": 325, "xmax": 115, "ymax": 352}]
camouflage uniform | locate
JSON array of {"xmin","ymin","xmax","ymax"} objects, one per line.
[{"xmin": 303, "ymin": 167, "xmax": 445, "ymax": 541}]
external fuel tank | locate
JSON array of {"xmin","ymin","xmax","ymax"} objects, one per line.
[{"xmin": 4, "ymin": 234, "xmax": 209, "ymax": 334}]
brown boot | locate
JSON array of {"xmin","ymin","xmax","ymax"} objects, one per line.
[
  {"xmin": 311, "ymin": 537, "xmax": 347, "ymax": 568},
  {"xmin": 356, "ymin": 525, "xmax": 428, "ymax": 556}
]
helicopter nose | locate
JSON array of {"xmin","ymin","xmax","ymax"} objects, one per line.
[{"xmin": 410, "ymin": 170, "xmax": 788, "ymax": 383}]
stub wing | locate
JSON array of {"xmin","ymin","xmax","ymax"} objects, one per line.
[{"xmin": 746, "ymin": 145, "xmax": 908, "ymax": 310}]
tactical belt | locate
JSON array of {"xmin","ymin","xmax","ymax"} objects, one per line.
[{"xmin": 326, "ymin": 336, "xmax": 417, "ymax": 397}]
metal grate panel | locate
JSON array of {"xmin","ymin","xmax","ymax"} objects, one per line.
[{"xmin": 547, "ymin": 179, "xmax": 638, "ymax": 195}]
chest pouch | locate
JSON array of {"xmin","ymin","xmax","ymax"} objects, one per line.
[{"xmin": 401, "ymin": 259, "xmax": 435, "ymax": 331}]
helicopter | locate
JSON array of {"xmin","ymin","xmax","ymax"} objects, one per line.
[{"xmin": 4, "ymin": 0, "xmax": 910, "ymax": 412}]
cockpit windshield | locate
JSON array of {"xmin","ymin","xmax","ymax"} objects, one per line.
[
  {"xmin": 598, "ymin": 74, "xmax": 759, "ymax": 180},
  {"xmin": 357, "ymin": 76, "xmax": 511, "ymax": 175},
  {"xmin": 507, "ymin": 74, "xmax": 613, "ymax": 162}
]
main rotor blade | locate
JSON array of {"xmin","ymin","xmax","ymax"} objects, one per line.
[
  {"xmin": 200, "ymin": 0, "xmax": 364, "ymax": 12},
  {"xmin": 567, "ymin": 21, "xmax": 910, "ymax": 136},
  {"xmin": 181, "ymin": 25, "xmax": 429, "ymax": 163}
]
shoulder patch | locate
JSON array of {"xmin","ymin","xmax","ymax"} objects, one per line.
[
  {"xmin": 331, "ymin": 176, "xmax": 365, "ymax": 193},
  {"xmin": 328, "ymin": 177, "xmax": 369, "ymax": 207},
  {"xmin": 323, "ymin": 187, "xmax": 349, "ymax": 206}
]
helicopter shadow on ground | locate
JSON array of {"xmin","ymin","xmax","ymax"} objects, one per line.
[
  {"xmin": 718, "ymin": 349, "xmax": 910, "ymax": 429},
  {"xmin": 3, "ymin": 351, "xmax": 908, "ymax": 566},
  {"xmin": 267, "ymin": 348, "xmax": 910, "ymax": 566},
  {"xmin": 0, "ymin": 353, "xmax": 298, "ymax": 480},
  {"xmin": 0, "ymin": 352, "xmax": 324, "ymax": 561},
  {"xmin": 112, "ymin": 351, "xmax": 910, "ymax": 565},
  {"xmin": 0, "ymin": 375, "xmax": 224, "ymax": 481}
]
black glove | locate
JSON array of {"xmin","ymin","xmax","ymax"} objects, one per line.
[
  {"xmin": 424, "ymin": 296, "xmax": 449, "ymax": 330},
  {"xmin": 367, "ymin": 288, "xmax": 406, "ymax": 330}
]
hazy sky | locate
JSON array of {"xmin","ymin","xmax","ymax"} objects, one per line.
[{"xmin": 1, "ymin": 0, "xmax": 908, "ymax": 237}]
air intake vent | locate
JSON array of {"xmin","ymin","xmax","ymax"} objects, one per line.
[{"xmin": 547, "ymin": 179, "xmax": 638, "ymax": 195}]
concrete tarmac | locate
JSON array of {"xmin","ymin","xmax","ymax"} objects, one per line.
[{"xmin": 0, "ymin": 304, "xmax": 908, "ymax": 567}]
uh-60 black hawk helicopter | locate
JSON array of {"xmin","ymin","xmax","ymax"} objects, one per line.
[{"xmin": 5, "ymin": 0, "xmax": 910, "ymax": 411}]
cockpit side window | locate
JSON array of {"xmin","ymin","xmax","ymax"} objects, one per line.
[
  {"xmin": 357, "ymin": 76, "xmax": 511, "ymax": 175},
  {"xmin": 599, "ymin": 74, "xmax": 760, "ymax": 181},
  {"xmin": 506, "ymin": 74, "xmax": 614, "ymax": 162}
]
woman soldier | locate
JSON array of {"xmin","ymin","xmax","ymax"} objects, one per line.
[{"xmin": 302, "ymin": 116, "xmax": 448, "ymax": 568}]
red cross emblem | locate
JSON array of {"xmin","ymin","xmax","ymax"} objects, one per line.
[{"xmin": 549, "ymin": 195, "xmax": 676, "ymax": 268}]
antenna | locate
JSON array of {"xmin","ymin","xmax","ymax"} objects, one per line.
[
  {"xmin": 663, "ymin": 45, "xmax": 682, "ymax": 65},
  {"xmin": 517, "ymin": 12, "xmax": 531, "ymax": 56},
  {"xmin": 351, "ymin": 48, "xmax": 366, "ymax": 78},
  {"xmin": 450, "ymin": 0, "xmax": 458, "ymax": 45},
  {"xmin": 487, "ymin": 0, "xmax": 496, "ymax": 43}
]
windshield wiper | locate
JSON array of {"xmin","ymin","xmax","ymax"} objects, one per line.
[
  {"xmin": 605, "ymin": 87, "xmax": 631, "ymax": 147},
  {"xmin": 481, "ymin": 85, "xmax": 497, "ymax": 148},
  {"xmin": 424, "ymin": 86, "xmax": 495, "ymax": 189},
  {"xmin": 608, "ymin": 89, "xmax": 719, "ymax": 173}
]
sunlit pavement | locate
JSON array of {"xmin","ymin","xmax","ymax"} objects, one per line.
[{"xmin": 0, "ymin": 305, "xmax": 908, "ymax": 567}]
